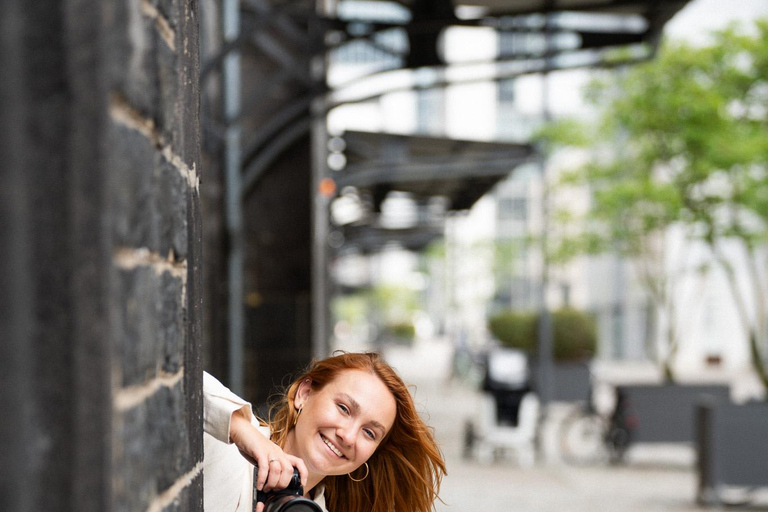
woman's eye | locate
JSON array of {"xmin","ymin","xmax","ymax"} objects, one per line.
[
  {"xmin": 337, "ymin": 403, "xmax": 350, "ymax": 415},
  {"xmin": 363, "ymin": 429, "xmax": 376, "ymax": 440}
]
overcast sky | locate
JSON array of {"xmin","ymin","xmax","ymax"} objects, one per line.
[{"xmin": 664, "ymin": 0, "xmax": 768, "ymax": 43}]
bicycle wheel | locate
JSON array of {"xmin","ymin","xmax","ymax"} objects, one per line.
[{"xmin": 559, "ymin": 410, "xmax": 609, "ymax": 466}]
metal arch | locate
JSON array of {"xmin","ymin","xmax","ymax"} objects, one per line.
[
  {"xmin": 241, "ymin": 117, "xmax": 312, "ymax": 196},
  {"xmin": 324, "ymin": 45, "xmax": 653, "ymax": 111},
  {"xmin": 241, "ymin": 0, "xmax": 315, "ymax": 48},
  {"xmin": 241, "ymin": 95, "xmax": 315, "ymax": 165}
]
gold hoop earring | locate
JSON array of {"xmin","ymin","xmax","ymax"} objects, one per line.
[
  {"xmin": 292, "ymin": 406, "xmax": 302, "ymax": 427},
  {"xmin": 348, "ymin": 462, "xmax": 369, "ymax": 482}
]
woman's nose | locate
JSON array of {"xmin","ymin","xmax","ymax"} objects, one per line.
[{"xmin": 336, "ymin": 424, "xmax": 355, "ymax": 447}]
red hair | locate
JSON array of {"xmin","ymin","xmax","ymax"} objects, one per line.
[{"xmin": 269, "ymin": 352, "xmax": 446, "ymax": 512}]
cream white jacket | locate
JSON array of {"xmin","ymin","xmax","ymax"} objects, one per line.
[{"xmin": 203, "ymin": 372, "xmax": 328, "ymax": 512}]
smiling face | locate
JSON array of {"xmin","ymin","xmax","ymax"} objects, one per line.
[{"xmin": 284, "ymin": 369, "xmax": 397, "ymax": 481}]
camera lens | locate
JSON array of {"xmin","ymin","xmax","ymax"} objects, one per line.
[
  {"xmin": 255, "ymin": 467, "xmax": 323, "ymax": 512},
  {"xmin": 264, "ymin": 495, "xmax": 322, "ymax": 512},
  {"xmin": 282, "ymin": 504, "xmax": 319, "ymax": 512}
]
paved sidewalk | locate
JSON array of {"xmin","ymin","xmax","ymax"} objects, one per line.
[{"xmin": 382, "ymin": 339, "xmax": 768, "ymax": 512}]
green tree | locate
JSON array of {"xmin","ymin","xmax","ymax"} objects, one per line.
[{"xmin": 542, "ymin": 20, "xmax": 768, "ymax": 391}]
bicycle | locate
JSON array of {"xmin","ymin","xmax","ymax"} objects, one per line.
[{"xmin": 558, "ymin": 377, "xmax": 633, "ymax": 466}]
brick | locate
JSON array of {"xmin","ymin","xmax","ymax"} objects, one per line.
[
  {"xmin": 105, "ymin": 0, "xmax": 200, "ymax": 175},
  {"xmin": 156, "ymin": 154, "xmax": 190, "ymax": 260},
  {"xmin": 113, "ymin": 265, "xmax": 185, "ymax": 388},
  {"xmin": 158, "ymin": 41, "xmax": 181, "ymax": 148},
  {"xmin": 109, "ymin": 124, "xmax": 157, "ymax": 251},
  {"xmin": 104, "ymin": 0, "xmax": 161, "ymax": 123},
  {"xmin": 114, "ymin": 383, "xmax": 191, "ymax": 512},
  {"xmin": 108, "ymin": 122, "xmax": 189, "ymax": 259}
]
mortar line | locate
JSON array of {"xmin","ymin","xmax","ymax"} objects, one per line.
[
  {"xmin": 140, "ymin": 0, "xmax": 176, "ymax": 51},
  {"xmin": 145, "ymin": 461, "xmax": 203, "ymax": 512},
  {"xmin": 108, "ymin": 93, "xmax": 200, "ymax": 191},
  {"xmin": 114, "ymin": 368, "xmax": 185, "ymax": 412},
  {"xmin": 114, "ymin": 247, "xmax": 187, "ymax": 278}
]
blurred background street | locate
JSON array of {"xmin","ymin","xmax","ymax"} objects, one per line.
[{"xmin": 382, "ymin": 338, "xmax": 768, "ymax": 512}]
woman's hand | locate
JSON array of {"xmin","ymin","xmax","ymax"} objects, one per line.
[{"xmin": 229, "ymin": 408, "xmax": 308, "ymax": 497}]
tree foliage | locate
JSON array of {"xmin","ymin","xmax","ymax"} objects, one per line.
[{"xmin": 542, "ymin": 20, "xmax": 768, "ymax": 391}]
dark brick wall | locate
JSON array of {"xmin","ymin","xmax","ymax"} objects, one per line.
[{"xmin": 0, "ymin": 0, "xmax": 203, "ymax": 510}]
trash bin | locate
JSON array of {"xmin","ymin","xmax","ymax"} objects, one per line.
[{"xmin": 697, "ymin": 400, "xmax": 768, "ymax": 505}]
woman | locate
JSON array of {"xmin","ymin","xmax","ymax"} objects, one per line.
[{"xmin": 204, "ymin": 351, "xmax": 446, "ymax": 512}]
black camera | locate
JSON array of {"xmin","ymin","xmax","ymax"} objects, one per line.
[{"xmin": 253, "ymin": 467, "xmax": 323, "ymax": 512}]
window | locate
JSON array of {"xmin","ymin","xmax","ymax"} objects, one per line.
[{"xmin": 498, "ymin": 197, "xmax": 527, "ymax": 221}]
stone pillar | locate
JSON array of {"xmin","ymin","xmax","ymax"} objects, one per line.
[{"xmin": 0, "ymin": 0, "xmax": 203, "ymax": 510}]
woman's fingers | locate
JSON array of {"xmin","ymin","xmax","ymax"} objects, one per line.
[
  {"xmin": 274, "ymin": 459, "xmax": 294, "ymax": 491},
  {"xmin": 254, "ymin": 454, "xmax": 271, "ymax": 492},
  {"xmin": 286, "ymin": 455, "xmax": 308, "ymax": 488},
  {"xmin": 259, "ymin": 455, "xmax": 307, "ymax": 493},
  {"xmin": 260, "ymin": 454, "xmax": 292, "ymax": 492},
  {"xmin": 262, "ymin": 457, "xmax": 284, "ymax": 492}
]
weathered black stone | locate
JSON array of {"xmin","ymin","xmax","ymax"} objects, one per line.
[
  {"xmin": 114, "ymin": 266, "xmax": 185, "ymax": 387},
  {"xmin": 110, "ymin": 123, "xmax": 156, "ymax": 245},
  {"xmin": 19, "ymin": 2, "xmax": 78, "ymax": 511},
  {"xmin": 114, "ymin": 383, "xmax": 191, "ymax": 512},
  {"xmin": 161, "ymin": 158, "xmax": 190, "ymax": 260},
  {"xmin": 157, "ymin": 31, "xmax": 180, "ymax": 147},
  {"xmin": 104, "ymin": 0, "xmax": 161, "ymax": 124},
  {"xmin": 109, "ymin": 123, "xmax": 189, "ymax": 259},
  {"xmin": 185, "ymin": 186, "xmax": 205, "ymax": 482},
  {"xmin": 0, "ymin": 5, "xmax": 39, "ymax": 511},
  {"xmin": 170, "ymin": 0, "xmax": 201, "ymax": 173},
  {"xmin": 160, "ymin": 472, "xmax": 203, "ymax": 512}
]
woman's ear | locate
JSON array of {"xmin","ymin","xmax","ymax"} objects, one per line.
[{"xmin": 294, "ymin": 378, "xmax": 312, "ymax": 409}]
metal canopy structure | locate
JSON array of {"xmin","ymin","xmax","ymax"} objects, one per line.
[
  {"xmin": 320, "ymin": 0, "xmax": 691, "ymax": 94},
  {"xmin": 446, "ymin": 0, "xmax": 686, "ymax": 16},
  {"xmin": 340, "ymin": 224, "xmax": 444, "ymax": 254},
  {"xmin": 200, "ymin": 0, "xmax": 692, "ymax": 399},
  {"xmin": 337, "ymin": 130, "xmax": 538, "ymax": 211},
  {"xmin": 330, "ymin": 130, "xmax": 536, "ymax": 259}
]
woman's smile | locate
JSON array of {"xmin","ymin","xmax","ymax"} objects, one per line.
[{"xmin": 320, "ymin": 434, "xmax": 345, "ymax": 458}]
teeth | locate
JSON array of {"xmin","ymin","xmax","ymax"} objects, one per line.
[{"xmin": 322, "ymin": 435, "xmax": 344, "ymax": 457}]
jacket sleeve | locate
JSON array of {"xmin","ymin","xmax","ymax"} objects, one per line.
[{"xmin": 203, "ymin": 371, "xmax": 254, "ymax": 444}]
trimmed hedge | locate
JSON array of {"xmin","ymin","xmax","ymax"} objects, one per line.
[
  {"xmin": 488, "ymin": 311, "xmax": 537, "ymax": 354},
  {"xmin": 488, "ymin": 308, "xmax": 597, "ymax": 362},
  {"xmin": 386, "ymin": 322, "xmax": 415, "ymax": 341}
]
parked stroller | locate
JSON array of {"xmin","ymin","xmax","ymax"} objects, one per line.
[{"xmin": 463, "ymin": 348, "xmax": 540, "ymax": 465}]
